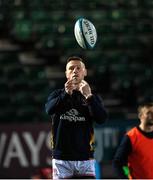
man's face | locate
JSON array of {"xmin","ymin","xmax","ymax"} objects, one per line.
[
  {"xmin": 65, "ymin": 60, "xmax": 87, "ymax": 84},
  {"xmin": 140, "ymin": 106, "xmax": 153, "ymax": 126}
]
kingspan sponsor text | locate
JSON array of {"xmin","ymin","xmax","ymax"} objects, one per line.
[{"xmin": 60, "ymin": 114, "xmax": 85, "ymax": 122}]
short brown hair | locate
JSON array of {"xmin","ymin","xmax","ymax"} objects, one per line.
[
  {"xmin": 67, "ymin": 56, "xmax": 84, "ymax": 63},
  {"xmin": 138, "ymin": 102, "xmax": 153, "ymax": 117}
]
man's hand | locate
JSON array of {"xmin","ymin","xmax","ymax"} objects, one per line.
[
  {"xmin": 79, "ymin": 80, "xmax": 93, "ymax": 99},
  {"xmin": 65, "ymin": 79, "xmax": 77, "ymax": 95}
]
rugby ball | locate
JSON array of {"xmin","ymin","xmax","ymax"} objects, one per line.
[{"xmin": 74, "ymin": 18, "xmax": 97, "ymax": 49}]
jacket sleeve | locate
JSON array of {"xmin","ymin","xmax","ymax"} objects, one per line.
[
  {"xmin": 45, "ymin": 89, "xmax": 69, "ymax": 115},
  {"xmin": 86, "ymin": 94, "xmax": 108, "ymax": 124},
  {"xmin": 112, "ymin": 135, "xmax": 132, "ymax": 179}
]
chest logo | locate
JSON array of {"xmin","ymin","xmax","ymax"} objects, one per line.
[{"xmin": 60, "ymin": 108, "xmax": 85, "ymax": 122}]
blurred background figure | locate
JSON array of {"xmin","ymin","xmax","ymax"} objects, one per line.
[
  {"xmin": 31, "ymin": 167, "xmax": 52, "ymax": 179},
  {"xmin": 113, "ymin": 102, "xmax": 153, "ymax": 179}
]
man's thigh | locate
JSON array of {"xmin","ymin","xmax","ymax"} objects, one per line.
[
  {"xmin": 75, "ymin": 159, "xmax": 96, "ymax": 177},
  {"xmin": 52, "ymin": 159, "xmax": 74, "ymax": 179},
  {"xmin": 52, "ymin": 159, "xmax": 96, "ymax": 179}
]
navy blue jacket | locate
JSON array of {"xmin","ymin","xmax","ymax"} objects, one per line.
[{"xmin": 45, "ymin": 88, "xmax": 108, "ymax": 160}]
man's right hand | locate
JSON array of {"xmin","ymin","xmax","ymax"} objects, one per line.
[{"xmin": 65, "ymin": 79, "xmax": 76, "ymax": 95}]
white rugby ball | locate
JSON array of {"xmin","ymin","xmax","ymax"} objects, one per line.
[{"xmin": 74, "ymin": 18, "xmax": 97, "ymax": 49}]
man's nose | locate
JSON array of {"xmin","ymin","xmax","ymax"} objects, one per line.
[{"xmin": 73, "ymin": 67, "xmax": 78, "ymax": 72}]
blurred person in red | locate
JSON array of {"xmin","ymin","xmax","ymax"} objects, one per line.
[
  {"xmin": 31, "ymin": 167, "xmax": 52, "ymax": 179},
  {"xmin": 113, "ymin": 102, "xmax": 153, "ymax": 179}
]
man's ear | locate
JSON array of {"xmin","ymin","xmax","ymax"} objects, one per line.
[
  {"xmin": 65, "ymin": 70, "xmax": 68, "ymax": 78},
  {"xmin": 84, "ymin": 68, "xmax": 87, "ymax": 77},
  {"xmin": 138, "ymin": 112, "xmax": 144, "ymax": 120}
]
